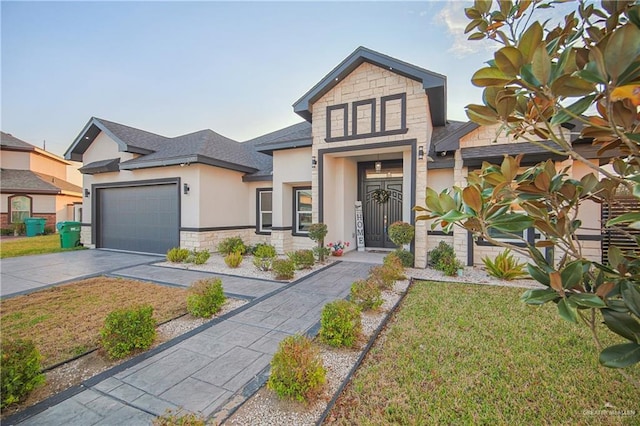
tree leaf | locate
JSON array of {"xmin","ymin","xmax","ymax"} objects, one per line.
[
  {"xmin": 550, "ymin": 75, "xmax": 596, "ymax": 97},
  {"xmin": 471, "ymin": 67, "xmax": 514, "ymax": 87},
  {"xmin": 602, "ymin": 309, "xmax": 640, "ymax": 343},
  {"xmin": 495, "ymin": 91, "xmax": 517, "ymax": 119},
  {"xmin": 607, "ymin": 246, "xmax": 624, "ymax": 270},
  {"xmin": 570, "ymin": 293, "xmax": 606, "ymax": 308},
  {"xmin": 521, "ymin": 288, "xmax": 559, "ymax": 305},
  {"xmin": 466, "ymin": 104, "xmax": 500, "ymax": 125},
  {"xmin": 604, "ymin": 23, "xmax": 640, "ymax": 81},
  {"xmin": 606, "ymin": 212, "xmax": 640, "ymax": 227},
  {"xmin": 532, "ymin": 45, "xmax": 551, "ymax": 85},
  {"xmin": 558, "ymin": 298, "xmax": 578, "ymax": 323},
  {"xmin": 527, "ymin": 263, "xmax": 551, "ymax": 286},
  {"xmin": 621, "ymin": 281, "xmax": 640, "ymax": 318},
  {"xmin": 560, "ymin": 260, "xmax": 584, "ymax": 289},
  {"xmin": 495, "ymin": 46, "xmax": 524, "ymax": 76},
  {"xmin": 440, "ymin": 210, "xmax": 471, "ymax": 222},
  {"xmin": 599, "ymin": 342, "xmax": 640, "ymax": 368},
  {"xmin": 518, "ymin": 21, "xmax": 543, "ymax": 63},
  {"xmin": 462, "ymin": 186, "xmax": 483, "ymax": 214},
  {"xmin": 550, "ymin": 271, "xmax": 563, "ymax": 292}
]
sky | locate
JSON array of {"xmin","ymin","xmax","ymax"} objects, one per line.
[{"xmin": 1, "ymin": 1, "xmax": 562, "ymax": 158}]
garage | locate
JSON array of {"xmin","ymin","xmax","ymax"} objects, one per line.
[{"xmin": 95, "ymin": 182, "xmax": 179, "ymax": 254}]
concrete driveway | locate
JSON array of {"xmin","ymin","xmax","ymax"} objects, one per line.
[{"xmin": 0, "ymin": 250, "xmax": 164, "ymax": 298}]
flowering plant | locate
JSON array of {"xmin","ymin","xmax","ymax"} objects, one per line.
[{"xmin": 327, "ymin": 241, "xmax": 350, "ymax": 253}]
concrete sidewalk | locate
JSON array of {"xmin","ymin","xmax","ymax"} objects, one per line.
[{"xmin": 10, "ymin": 261, "xmax": 372, "ymax": 425}]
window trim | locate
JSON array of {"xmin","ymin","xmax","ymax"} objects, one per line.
[
  {"xmin": 292, "ymin": 186, "xmax": 312, "ymax": 236},
  {"xmin": 256, "ymin": 188, "xmax": 273, "ymax": 235},
  {"xmin": 8, "ymin": 194, "xmax": 32, "ymax": 224}
]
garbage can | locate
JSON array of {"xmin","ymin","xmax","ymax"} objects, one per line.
[
  {"xmin": 24, "ymin": 217, "xmax": 47, "ymax": 237},
  {"xmin": 57, "ymin": 221, "xmax": 81, "ymax": 248}
]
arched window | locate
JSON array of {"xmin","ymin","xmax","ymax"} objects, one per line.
[{"xmin": 9, "ymin": 195, "xmax": 32, "ymax": 224}]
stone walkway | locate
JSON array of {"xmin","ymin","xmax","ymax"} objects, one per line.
[{"xmin": 9, "ymin": 261, "xmax": 372, "ymax": 425}]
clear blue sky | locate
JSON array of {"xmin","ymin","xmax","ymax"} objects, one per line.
[{"xmin": 1, "ymin": 1, "xmax": 568, "ymax": 157}]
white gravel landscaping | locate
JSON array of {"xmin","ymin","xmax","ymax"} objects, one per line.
[{"xmin": 407, "ymin": 265, "xmax": 545, "ymax": 289}]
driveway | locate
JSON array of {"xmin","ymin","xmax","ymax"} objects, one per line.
[{"xmin": 0, "ymin": 250, "xmax": 164, "ymax": 298}]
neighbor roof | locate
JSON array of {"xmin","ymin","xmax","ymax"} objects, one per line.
[
  {"xmin": 293, "ymin": 46, "xmax": 448, "ymax": 126},
  {"xmin": 66, "ymin": 117, "xmax": 271, "ymax": 174},
  {"xmin": 2, "ymin": 131, "xmax": 72, "ymax": 164},
  {"xmin": 0, "ymin": 169, "xmax": 82, "ymax": 195}
]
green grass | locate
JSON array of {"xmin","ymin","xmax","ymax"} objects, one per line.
[
  {"xmin": 329, "ymin": 281, "xmax": 639, "ymax": 425},
  {"xmin": 0, "ymin": 234, "xmax": 85, "ymax": 258}
]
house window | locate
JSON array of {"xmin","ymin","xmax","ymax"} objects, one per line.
[
  {"xmin": 257, "ymin": 189, "xmax": 273, "ymax": 233},
  {"xmin": 294, "ymin": 187, "xmax": 312, "ymax": 235},
  {"xmin": 9, "ymin": 195, "xmax": 31, "ymax": 224}
]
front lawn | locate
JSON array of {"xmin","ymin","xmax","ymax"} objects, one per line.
[
  {"xmin": 329, "ymin": 281, "xmax": 639, "ymax": 425},
  {"xmin": 0, "ymin": 234, "xmax": 86, "ymax": 259},
  {"xmin": 0, "ymin": 277, "xmax": 187, "ymax": 368}
]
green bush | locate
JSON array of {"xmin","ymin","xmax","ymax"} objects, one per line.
[
  {"xmin": 1, "ymin": 339, "xmax": 45, "ymax": 408},
  {"xmin": 382, "ymin": 253, "xmax": 406, "ymax": 280},
  {"xmin": 308, "ymin": 223, "xmax": 328, "ymax": 262},
  {"xmin": 287, "ymin": 249, "xmax": 315, "ymax": 269},
  {"xmin": 153, "ymin": 409, "xmax": 206, "ymax": 426},
  {"xmin": 368, "ymin": 265, "xmax": 397, "ymax": 291},
  {"xmin": 100, "ymin": 305, "xmax": 156, "ymax": 359},
  {"xmin": 388, "ymin": 221, "xmax": 415, "ymax": 246},
  {"xmin": 217, "ymin": 236, "xmax": 246, "ymax": 256},
  {"xmin": 167, "ymin": 247, "xmax": 190, "ymax": 262},
  {"xmin": 437, "ymin": 256, "xmax": 464, "ymax": 277},
  {"xmin": 483, "ymin": 249, "xmax": 527, "ymax": 280},
  {"xmin": 350, "ymin": 280, "xmax": 383, "ymax": 311},
  {"xmin": 319, "ymin": 300, "xmax": 361, "ymax": 348},
  {"xmin": 272, "ymin": 259, "xmax": 295, "ymax": 280},
  {"xmin": 428, "ymin": 241, "xmax": 455, "ymax": 268},
  {"xmin": 267, "ymin": 334, "xmax": 326, "ymax": 402},
  {"xmin": 192, "ymin": 249, "xmax": 210, "ymax": 265},
  {"xmin": 253, "ymin": 243, "xmax": 277, "ymax": 270},
  {"xmin": 394, "ymin": 249, "xmax": 414, "ymax": 268},
  {"xmin": 224, "ymin": 251, "xmax": 243, "ymax": 268},
  {"xmin": 186, "ymin": 278, "xmax": 226, "ymax": 318}
]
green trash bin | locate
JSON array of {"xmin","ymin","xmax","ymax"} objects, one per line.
[
  {"xmin": 57, "ymin": 221, "xmax": 81, "ymax": 248},
  {"xmin": 24, "ymin": 217, "xmax": 47, "ymax": 237}
]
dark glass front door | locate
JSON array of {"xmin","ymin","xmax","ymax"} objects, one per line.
[{"xmin": 360, "ymin": 162, "xmax": 403, "ymax": 248}]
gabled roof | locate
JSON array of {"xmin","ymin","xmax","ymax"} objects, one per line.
[
  {"xmin": 66, "ymin": 117, "xmax": 270, "ymax": 174},
  {"xmin": 431, "ymin": 121, "xmax": 479, "ymax": 154},
  {"xmin": 293, "ymin": 46, "xmax": 447, "ymax": 126},
  {"xmin": 78, "ymin": 158, "xmax": 120, "ymax": 175},
  {"xmin": 0, "ymin": 169, "xmax": 82, "ymax": 196},
  {"xmin": 2, "ymin": 131, "xmax": 72, "ymax": 165}
]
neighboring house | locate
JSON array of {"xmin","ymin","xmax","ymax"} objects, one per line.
[
  {"xmin": 64, "ymin": 46, "xmax": 607, "ymax": 267},
  {"xmin": 1, "ymin": 132, "xmax": 83, "ymax": 232}
]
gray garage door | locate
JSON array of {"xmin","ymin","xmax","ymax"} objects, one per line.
[{"xmin": 97, "ymin": 184, "xmax": 179, "ymax": 254}]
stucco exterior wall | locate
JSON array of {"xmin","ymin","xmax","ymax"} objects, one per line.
[
  {"xmin": 29, "ymin": 152, "xmax": 68, "ymax": 180},
  {"xmin": 0, "ymin": 151, "xmax": 30, "ymax": 169}
]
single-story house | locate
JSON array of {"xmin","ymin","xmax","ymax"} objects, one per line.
[
  {"xmin": 65, "ymin": 46, "xmax": 614, "ymax": 267},
  {"xmin": 1, "ymin": 131, "xmax": 83, "ymax": 231}
]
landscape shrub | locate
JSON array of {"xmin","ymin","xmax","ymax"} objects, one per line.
[
  {"xmin": 319, "ymin": 299, "xmax": 361, "ymax": 348},
  {"xmin": 437, "ymin": 256, "xmax": 464, "ymax": 277},
  {"xmin": 368, "ymin": 265, "xmax": 397, "ymax": 291},
  {"xmin": 267, "ymin": 334, "xmax": 326, "ymax": 402},
  {"xmin": 167, "ymin": 247, "xmax": 190, "ymax": 263},
  {"xmin": 394, "ymin": 249, "xmax": 414, "ymax": 268},
  {"xmin": 217, "ymin": 236, "xmax": 246, "ymax": 256},
  {"xmin": 287, "ymin": 249, "xmax": 315, "ymax": 269},
  {"xmin": 192, "ymin": 249, "xmax": 210, "ymax": 265},
  {"xmin": 0, "ymin": 228, "xmax": 13, "ymax": 236},
  {"xmin": 388, "ymin": 221, "xmax": 415, "ymax": 247},
  {"xmin": 252, "ymin": 244, "xmax": 277, "ymax": 271},
  {"xmin": 224, "ymin": 251, "xmax": 243, "ymax": 268},
  {"xmin": 350, "ymin": 280, "xmax": 382, "ymax": 311},
  {"xmin": 483, "ymin": 249, "xmax": 527, "ymax": 281},
  {"xmin": 308, "ymin": 223, "xmax": 328, "ymax": 262},
  {"xmin": 100, "ymin": 305, "xmax": 156, "ymax": 359},
  {"xmin": 428, "ymin": 241, "xmax": 455, "ymax": 268},
  {"xmin": 272, "ymin": 259, "xmax": 295, "ymax": 280},
  {"xmin": 153, "ymin": 409, "xmax": 206, "ymax": 426},
  {"xmin": 186, "ymin": 278, "xmax": 226, "ymax": 318},
  {"xmin": 1, "ymin": 339, "xmax": 45, "ymax": 408},
  {"xmin": 382, "ymin": 253, "xmax": 406, "ymax": 280}
]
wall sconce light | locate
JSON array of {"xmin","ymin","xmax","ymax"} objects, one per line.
[
  {"xmin": 418, "ymin": 145, "xmax": 424, "ymax": 160},
  {"xmin": 375, "ymin": 161, "xmax": 382, "ymax": 173},
  {"xmin": 84, "ymin": 188, "xmax": 90, "ymax": 198},
  {"xmin": 183, "ymin": 183, "xmax": 190, "ymax": 195},
  {"xmin": 311, "ymin": 156, "xmax": 317, "ymax": 168}
]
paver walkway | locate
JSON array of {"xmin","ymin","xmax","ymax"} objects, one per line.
[{"xmin": 10, "ymin": 261, "xmax": 372, "ymax": 425}]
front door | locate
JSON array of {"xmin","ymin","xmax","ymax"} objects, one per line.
[{"xmin": 360, "ymin": 162, "xmax": 403, "ymax": 248}]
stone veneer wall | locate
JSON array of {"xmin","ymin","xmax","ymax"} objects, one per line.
[
  {"xmin": 310, "ymin": 62, "xmax": 431, "ymax": 268},
  {"xmin": 180, "ymin": 229, "xmax": 270, "ymax": 252}
]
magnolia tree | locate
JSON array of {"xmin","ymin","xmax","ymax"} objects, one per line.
[{"xmin": 415, "ymin": 0, "xmax": 640, "ymax": 386}]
